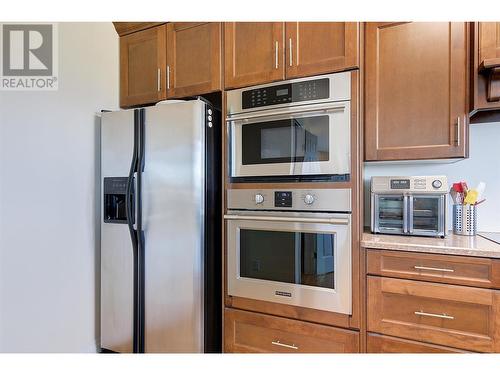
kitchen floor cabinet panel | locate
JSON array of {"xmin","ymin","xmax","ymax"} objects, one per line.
[
  {"xmin": 120, "ymin": 25, "xmax": 166, "ymax": 108},
  {"xmin": 224, "ymin": 22, "xmax": 285, "ymax": 89},
  {"xmin": 224, "ymin": 308, "xmax": 359, "ymax": 353},
  {"xmin": 367, "ymin": 333, "xmax": 470, "ymax": 353},
  {"xmin": 367, "ymin": 276, "xmax": 500, "ymax": 352},
  {"xmin": 367, "ymin": 249, "xmax": 500, "ymax": 289},
  {"xmin": 285, "ymin": 22, "xmax": 359, "ymax": 79},
  {"xmin": 364, "ymin": 22, "xmax": 469, "ymax": 161},
  {"xmin": 166, "ymin": 22, "xmax": 222, "ymax": 98}
]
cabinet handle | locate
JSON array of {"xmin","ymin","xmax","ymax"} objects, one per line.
[
  {"xmin": 271, "ymin": 340, "xmax": 298, "ymax": 350},
  {"xmin": 157, "ymin": 68, "xmax": 161, "ymax": 92},
  {"xmin": 167, "ymin": 65, "xmax": 171, "ymax": 90},
  {"xmin": 414, "ymin": 311, "xmax": 454, "ymax": 320},
  {"xmin": 455, "ymin": 116, "xmax": 461, "ymax": 146},
  {"xmin": 289, "ymin": 38, "xmax": 293, "ymax": 67},
  {"xmin": 414, "ymin": 265, "xmax": 454, "ymax": 273},
  {"xmin": 275, "ymin": 41, "xmax": 279, "ymax": 69}
]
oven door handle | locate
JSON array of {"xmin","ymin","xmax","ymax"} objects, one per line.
[
  {"xmin": 224, "ymin": 214, "xmax": 349, "ymax": 225},
  {"xmin": 226, "ymin": 101, "xmax": 349, "ymax": 123}
]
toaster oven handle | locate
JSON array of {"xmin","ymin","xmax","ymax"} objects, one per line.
[
  {"xmin": 408, "ymin": 195, "xmax": 414, "ymax": 234},
  {"xmin": 403, "ymin": 195, "xmax": 409, "ymax": 234},
  {"xmin": 224, "ymin": 214, "xmax": 349, "ymax": 225}
]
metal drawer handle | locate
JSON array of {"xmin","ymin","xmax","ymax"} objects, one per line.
[
  {"xmin": 414, "ymin": 265, "xmax": 455, "ymax": 273},
  {"xmin": 275, "ymin": 41, "xmax": 279, "ymax": 69},
  {"xmin": 271, "ymin": 340, "xmax": 298, "ymax": 350},
  {"xmin": 414, "ymin": 311, "xmax": 455, "ymax": 320}
]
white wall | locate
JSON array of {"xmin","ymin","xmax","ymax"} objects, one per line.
[
  {"xmin": 364, "ymin": 122, "xmax": 500, "ymax": 232},
  {"xmin": 0, "ymin": 23, "xmax": 118, "ymax": 352}
]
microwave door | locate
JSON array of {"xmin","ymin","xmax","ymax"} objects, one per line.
[
  {"xmin": 409, "ymin": 195, "xmax": 445, "ymax": 237},
  {"xmin": 374, "ymin": 195, "xmax": 407, "ymax": 234}
]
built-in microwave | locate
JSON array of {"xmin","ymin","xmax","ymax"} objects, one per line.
[
  {"xmin": 371, "ymin": 176, "xmax": 448, "ymax": 238},
  {"xmin": 225, "ymin": 188, "xmax": 352, "ymax": 315},
  {"xmin": 226, "ymin": 72, "xmax": 352, "ymax": 182}
]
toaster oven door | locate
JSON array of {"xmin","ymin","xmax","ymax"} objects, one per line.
[
  {"xmin": 409, "ymin": 195, "xmax": 446, "ymax": 237},
  {"xmin": 372, "ymin": 194, "xmax": 408, "ymax": 234}
]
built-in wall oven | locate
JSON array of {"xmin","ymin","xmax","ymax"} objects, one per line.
[
  {"xmin": 226, "ymin": 72, "xmax": 351, "ymax": 182},
  {"xmin": 225, "ymin": 188, "xmax": 352, "ymax": 315}
]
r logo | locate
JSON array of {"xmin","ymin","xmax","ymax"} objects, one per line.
[{"xmin": 2, "ymin": 24, "xmax": 53, "ymax": 76}]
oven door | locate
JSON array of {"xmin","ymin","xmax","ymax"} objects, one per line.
[
  {"xmin": 409, "ymin": 195, "xmax": 446, "ymax": 237},
  {"xmin": 372, "ymin": 194, "xmax": 408, "ymax": 234},
  {"xmin": 229, "ymin": 102, "xmax": 350, "ymax": 179},
  {"xmin": 225, "ymin": 211, "xmax": 352, "ymax": 315}
]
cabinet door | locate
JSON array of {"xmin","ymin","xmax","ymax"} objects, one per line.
[
  {"xmin": 166, "ymin": 22, "xmax": 222, "ymax": 99},
  {"xmin": 471, "ymin": 22, "xmax": 500, "ymax": 111},
  {"xmin": 120, "ymin": 25, "xmax": 166, "ymax": 108},
  {"xmin": 285, "ymin": 22, "xmax": 359, "ymax": 79},
  {"xmin": 224, "ymin": 22, "xmax": 285, "ymax": 89},
  {"xmin": 364, "ymin": 22, "xmax": 468, "ymax": 161}
]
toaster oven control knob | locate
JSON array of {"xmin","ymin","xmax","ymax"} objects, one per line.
[
  {"xmin": 255, "ymin": 194, "xmax": 264, "ymax": 204},
  {"xmin": 304, "ymin": 194, "xmax": 315, "ymax": 205},
  {"xmin": 432, "ymin": 179, "xmax": 442, "ymax": 189}
]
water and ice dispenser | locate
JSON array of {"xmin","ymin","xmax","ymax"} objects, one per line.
[{"xmin": 103, "ymin": 177, "xmax": 133, "ymax": 224}]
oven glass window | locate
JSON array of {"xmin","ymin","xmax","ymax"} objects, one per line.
[
  {"xmin": 241, "ymin": 116, "xmax": 330, "ymax": 165},
  {"xmin": 412, "ymin": 197, "xmax": 440, "ymax": 232},
  {"xmin": 377, "ymin": 196, "xmax": 404, "ymax": 231},
  {"xmin": 239, "ymin": 229, "xmax": 335, "ymax": 289}
]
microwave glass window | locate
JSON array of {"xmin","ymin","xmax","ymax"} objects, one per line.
[
  {"xmin": 377, "ymin": 196, "xmax": 404, "ymax": 231},
  {"xmin": 412, "ymin": 197, "xmax": 440, "ymax": 232},
  {"xmin": 239, "ymin": 229, "xmax": 335, "ymax": 290},
  {"xmin": 241, "ymin": 116, "xmax": 329, "ymax": 165}
]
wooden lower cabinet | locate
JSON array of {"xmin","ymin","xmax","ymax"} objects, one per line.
[
  {"xmin": 367, "ymin": 249, "xmax": 500, "ymax": 289},
  {"xmin": 367, "ymin": 333, "xmax": 470, "ymax": 353},
  {"xmin": 367, "ymin": 276, "xmax": 500, "ymax": 352},
  {"xmin": 224, "ymin": 308, "xmax": 359, "ymax": 353}
]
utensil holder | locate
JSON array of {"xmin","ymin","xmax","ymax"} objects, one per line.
[{"xmin": 453, "ymin": 204, "xmax": 477, "ymax": 236}]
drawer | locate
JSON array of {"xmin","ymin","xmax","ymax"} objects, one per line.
[
  {"xmin": 367, "ymin": 276, "xmax": 500, "ymax": 352},
  {"xmin": 367, "ymin": 333, "xmax": 470, "ymax": 353},
  {"xmin": 367, "ymin": 249, "xmax": 500, "ymax": 289},
  {"xmin": 224, "ymin": 308, "xmax": 359, "ymax": 353}
]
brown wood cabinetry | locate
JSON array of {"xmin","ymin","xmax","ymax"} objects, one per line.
[
  {"xmin": 367, "ymin": 249, "xmax": 500, "ymax": 289},
  {"xmin": 119, "ymin": 25, "xmax": 166, "ymax": 107},
  {"xmin": 166, "ymin": 22, "xmax": 222, "ymax": 98},
  {"xmin": 471, "ymin": 22, "xmax": 500, "ymax": 113},
  {"xmin": 367, "ymin": 276, "xmax": 500, "ymax": 352},
  {"xmin": 224, "ymin": 22, "xmax": 359, "ymax": 89},
  {"xmin": 285, "ymin": 22, "xmax": 359, "ymax": 79},
  {"xmin": 367, "ymin": 333, "xmax": 469, "ymax": 353},
  {"xmin": 113, "ymin": 22, "xmax": 165, "ymax": 37},
  {"xmin": 224, "ymin": 22, "xmax": 285, "ymax": 89},
  {"xmin": 364, "ymin": 22, "xmax": 469, "ymax": 161},
  {"xmin": 224, "ymin": 308, "xmax": 359, "ymax": 353}
]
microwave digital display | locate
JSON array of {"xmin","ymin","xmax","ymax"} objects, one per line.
[{"xmin": 390, "ymin": 179, "xmax": 410, "ymax": 189}]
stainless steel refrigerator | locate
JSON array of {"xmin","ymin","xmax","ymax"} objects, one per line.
[{"xmin": 100, "ymin": 99, "xmax": 221, "ymax": 353}]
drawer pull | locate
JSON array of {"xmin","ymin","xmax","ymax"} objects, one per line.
[
  {"xmin": 414, "ymin": 265, "xmax": 454, "ymax": 273},
  {"xmin": 271, "ymin": 340, "xmax": 298, "ymax": 350},
  {"xmin": 414, "ymin": 311, "xmax": 455, "ymax": 320}
]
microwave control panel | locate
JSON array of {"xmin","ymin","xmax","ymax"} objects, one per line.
[{"xmin": 241, "ymin": 78, "xmax": 330, "ymax": 109}]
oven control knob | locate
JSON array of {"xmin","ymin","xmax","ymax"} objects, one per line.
[
  {"xmin": 255, "ymin": 194, "xmax": 264, "ymax": 204},
  {"xmin": 432, "ymin": 179, "xmax": 442, "ymax": 189},
  {"xmin": 304, "ymin": 194, "xmax": 315, "ymax": 205}
]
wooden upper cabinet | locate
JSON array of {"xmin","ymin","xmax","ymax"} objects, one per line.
[
  {"xmin": 224, "ymin": 22, "xmax": 285, "ymax": 89},
  {"xmin": 364, "ymin": 22, "xmax": 469, "ymax": 161},
  {"xmin": 120, "ymin": 25, "xmax": 166, "ymax": 108},
  {"xmin": 285, "ymin": 22, "xmax": 359, "ymax": 79},
  {"xmin": 471, "ymin": 22, "xmax": 500, "ymax": 112},
  {"xmin": 166, "ymin": 22, "xmax": 222, "ymax": 99}
]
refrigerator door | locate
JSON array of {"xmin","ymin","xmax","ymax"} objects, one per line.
[
  {"xmin": 100, "ymin": 109, "xmax": 136, "ymax": 353},
  {"xmin": 142, "ymin": 100, "xmax": 206, "ymax": 352}
]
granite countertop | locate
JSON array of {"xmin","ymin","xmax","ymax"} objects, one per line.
[{"xmin": 362, "ymin": 231, "xmax": 500, "ymax": 259}]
